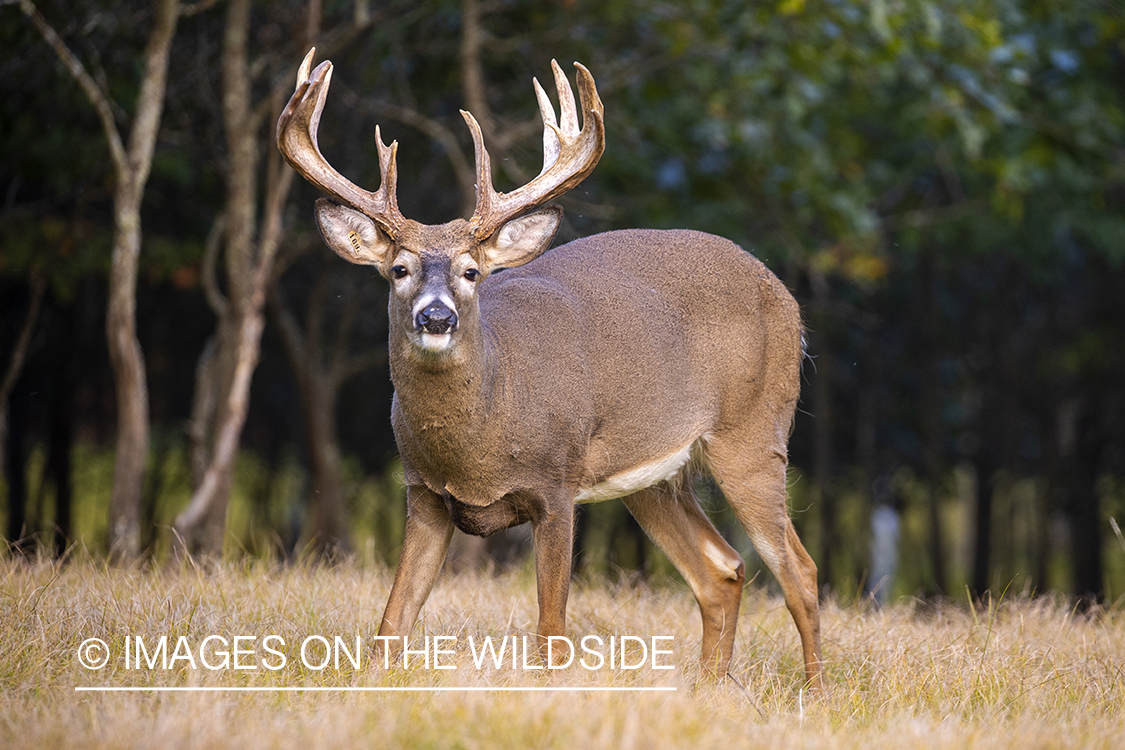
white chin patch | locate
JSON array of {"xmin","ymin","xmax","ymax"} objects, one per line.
[{"xmin": 419, "ymin": 332, "xmax": 453, "ymax": 352}]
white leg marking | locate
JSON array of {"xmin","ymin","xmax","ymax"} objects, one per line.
[{"xmin": 703, "ymin": 538, "xmax": 742, "ymax": 581}]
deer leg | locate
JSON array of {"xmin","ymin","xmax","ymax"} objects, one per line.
[
  {"xmin": 622, "ymin": 481, "xmax": 746, "ymax": 679},
  {"xmin": 531, "ymin": 497, "xmax": 575, "ymax": 665},
  {"xmin": 705, "ymin": 439, "xmax": 825, "ymax": 693},
  {"xmin": 377, "ymin": 485, "xmax": 454, "ymax": 655}
]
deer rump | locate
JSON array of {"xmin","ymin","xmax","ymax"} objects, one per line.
[{"xmin": 391, "ymin": 226, "xmax": 802, "ymax": 530}]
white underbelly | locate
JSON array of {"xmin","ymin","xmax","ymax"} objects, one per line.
[{"xmin": 573, "ymin": 441, "xmax": 695, "ymax": 504}]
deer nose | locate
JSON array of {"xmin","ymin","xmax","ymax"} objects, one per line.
[{"xmin": 416, "ymin": 304, "xmax": 457, "ymax": 334}]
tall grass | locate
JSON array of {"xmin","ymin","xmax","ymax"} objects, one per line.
[{"xmin": 1, "ymin": 554, "xmax": 1122, "ymax": 749}]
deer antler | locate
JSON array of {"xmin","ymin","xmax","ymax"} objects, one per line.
[
  {"xmin": 276, "ymin": 48, "xmax": 406, "ymax": 237},
  {"xmin": 463, "ymin": 60, "xmax": 604, "ymax": 240}
]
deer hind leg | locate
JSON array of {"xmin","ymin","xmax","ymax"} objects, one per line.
[
  {"xmin": 703, "ymin": 434, "xmax": 825, "ymax": 692},
  {"xmin": 622, "ymin": 480, "xmax": 746, "ymax": 679}
]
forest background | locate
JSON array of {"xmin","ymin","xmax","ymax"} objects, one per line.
[{"xmin": 1, "ymin": 0, "xmax": 1123, "ymax": 606}]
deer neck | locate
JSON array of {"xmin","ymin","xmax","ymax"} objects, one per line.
[{"xmin": 388, "ymin": 317, "xmax": 502, "ymax": 443}]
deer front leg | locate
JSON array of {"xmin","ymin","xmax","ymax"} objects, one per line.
[
  {"xmin": 377, "ymin": 485, "xmax": 454, "ymax": 657},
  {"xmin": 531, "ymin": 497, "xmax": 575, "ymax": 665}
]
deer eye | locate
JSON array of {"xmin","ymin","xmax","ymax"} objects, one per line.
[
  {"xmin": 391, "ymin": 265, "xmax": 408, "ymax": 280},
  {"xmin": 463, "ymin": 268, "xmax": 480, "ymax": 282}
]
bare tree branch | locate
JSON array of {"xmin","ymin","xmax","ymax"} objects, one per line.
[
  {"xmin": 201, "ymin": 213, "xmax": 228, "ymax": 317},
  {"xmin": 329, "ymin": 278, "xmax": 364, "ymax": 382},
  {"xmin": 353, "ymin": 0, "xmax": 369, "ymax": 25},
  {"xmin": 460, "ymin": 0, "xmax": 533, "ymax": 195},
  {"xmin": 880, "ymin": 199, "xmax": 985, "ymax": 231},
  {"xmin": 305, "ymin": 261, "xmax": 331, "ymax": 365},
  {"xmin": 356, "ymin": 95, "xmax": 477, "ymax": 217},
  {"xmin": 259, "ymin": 90, "xmax": 297, "ymax": 273},
  {"xmin": 461, "ymin": 0, "xmax": 494, "ymax": 141},
  {"xmin": 268, "ymin": 286, "xmax": 309, "ymax": 384},
  {"xmin": 0, "ymin": 274, "xmax": 46, "ymax": 416},
  {"xmin": 18, "ymin": 0, "xmax": 127, "ymax": 177},
  {"xmin": 333, "ymin": 349, "xmax": 386, "ymax": 390},
  {"xmin": 247, "ymin": 1, "xmax": 393, "ymax": 131},
  {"xmin": 936, "ymin": 146, "xmax": 966, "ymax": 205},
  {"xmin": 271, "ymin": 236, "xmax": 317, "ymax": 283},
  {"xmin": 305, "ymin": 0, "xmax": 321, "ymax": 43},
  {"xmin": 181, "ymin": 0, "xmax": 220, "ymax": 17},
  {"xmin": 186, "ymin": 336, "xmax": 218, "ymax": 488},
  {"xmin": 124, "ymin": 0, "xmax": 181, "ymax": 188}
]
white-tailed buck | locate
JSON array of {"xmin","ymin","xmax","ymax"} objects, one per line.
[{"xmin": 277, "ymin": 49, "xmax": 823, "ymax": 689}]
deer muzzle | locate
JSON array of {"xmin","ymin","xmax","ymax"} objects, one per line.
[{"xmin": 416, "ymin": 304, "xmax": 458, "ymax": 335}]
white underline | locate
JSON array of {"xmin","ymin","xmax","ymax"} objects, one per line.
[{"xmin": 75, "ymin": 686, "xmax": 677, "ymax": 693}]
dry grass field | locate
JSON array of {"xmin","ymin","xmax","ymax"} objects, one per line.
[{"xmin": 1, "ymin": 555, "xmax": 1122, "ymax": 749}]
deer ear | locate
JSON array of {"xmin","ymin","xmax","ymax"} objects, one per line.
[
  {"xmin": 479, "ymin": 205, "xmax": 562, "ymax": 271},
  {"xmin": 315, "ymin": 198, "xmax": 394, "ymax": 267}
]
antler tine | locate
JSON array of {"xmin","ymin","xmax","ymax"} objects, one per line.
[
  {"xmin": 573, "ymin": 62, "xmax": 604, "ymax": 129},
  {"xmin": 374, "ymin": 125, "xmax": 402, "ymax": 224},
  {"xmin": 461, "ymin": 108, "xmax": 495, "ymax": 226},
  {"xmin": 296, "ymin": 47, "xmax": 314, "ymax": 89},
  {"xmin": 276, "ymin": 48, "xmax": 406, "ymax": 237},
  {"xmin": 467, "ymin": 61, "xmax": 605, "ymax": 240},
  {"xmin": 551, "ymin": 60, "xmax": 579, "ymax": 136},
  {"xmin": 532, "ymin": 77, "xmax": 561, "ymax": 178}
]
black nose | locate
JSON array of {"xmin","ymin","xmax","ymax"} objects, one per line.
[{"xmin": 416, "ymin": 304, "xmax": 457, "ymax": 334}]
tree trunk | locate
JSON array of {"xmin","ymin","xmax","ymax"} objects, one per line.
[
  {"xmin": 105, "ymin": 201, "xmax": 149, "ymax": 559},
  {"xmin": 971, "ymin": 435, "xmax": 995, "ymax": 598},
  {"xmin": 4, "ymin": 393, "xmax": 28, "ymax": 551},
  {"xmin": 47, "ymin": 317, "xmax": 76, "ymax": 558},
  {"xmin": 302, "ymin": 371, "xmax": 350, "ymax": 555},
  {"xmin": 812, "ymin": 341, "xmax": 834, "ymax": 591},
  {"xmin": 918, "ymin": 249, "xmax": 948, "ymax": 594},
  {"xmin": 24, "ymin": 0, "xmax": 182, "ymax": 561},
  {"xmin": 809, "ymin": 272, "xmax": 834, "ymax": 592},
  {"xmin": 175, "ymin": 0, "xmax": 296, "ymax": 556},
  {"xmin": 175, "ymin": 303, "xmax": 268, "ymax": 555},
  {"xmin": 49, "ymin": 409, "xmax": 73, "ymax": 558},
  {"xmin": 1, "ymin": 276, "xmax": 44, "ymax": 552},
  {"xmin": 856, "ymin": 320, "xmax": 881, "ymax": 590},
  {"xmin": 967, "ymin": 368, "xmax": 1003, "ymax": 598},
  {"xmin": 460, "ymin": 0, "xmax": 492, "ymax": 142},
  {"xmin": 0, "ymin": 275, "xmax": 45, "ymax": 479},
  {"xmin": 1070, "ymin": 398, "xmax": 1104, "ymax": 607},
  {"xmin": 191, "ymin": 0, "xmax": 258, "ymax": 553},
  {"xmin": 270, "ymin": 262, "xmax": 384, "ymax": 560},
  {"xmin": 186, "ymin": 313, "xmax": 243, "ymax": 554}
]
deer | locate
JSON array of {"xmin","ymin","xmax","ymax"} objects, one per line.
[{"xmin": 276, "ymin": 48, "xmax": 824, "ymax": 691}]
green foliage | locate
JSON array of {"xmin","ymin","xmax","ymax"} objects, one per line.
[{"xmin": 589, "ymin": 0, "xmax": 1123, "ymax": 279}]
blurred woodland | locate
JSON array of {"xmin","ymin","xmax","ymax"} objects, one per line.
[{"xmin": 1, "ymin": 0, "xmax": 1123, "ymax": 604}]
